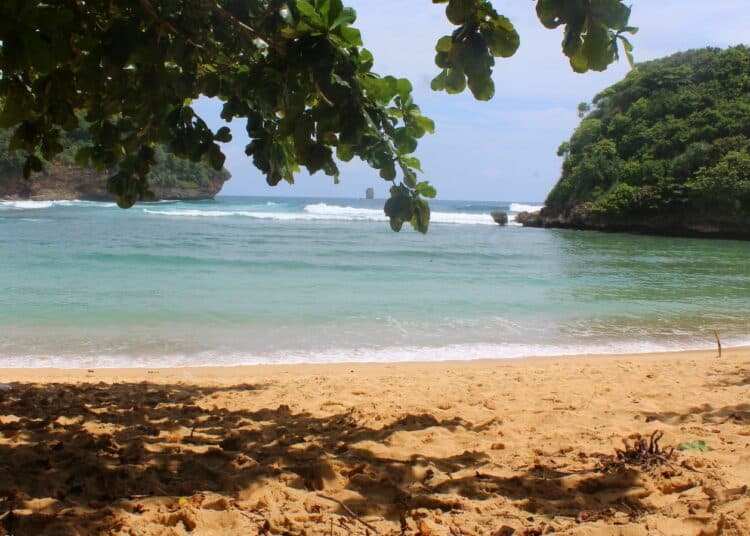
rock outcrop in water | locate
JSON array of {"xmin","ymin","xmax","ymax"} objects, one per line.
[
  {"xmin": 532, "ymin": 46, "xmax": 750, "ymax": 240},
  {"xmin": 517, "ymin": 206, "xmax": 750, "ymax": 239},
  {"xmin": 490, "ymin": 211, "xmax": 508, "ymax": 225}
]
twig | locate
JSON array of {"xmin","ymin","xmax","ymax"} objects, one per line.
[
  {"xmin": 139, "ymin": 0, "xmax": 177, "ymax": 34},
  {"xmin": 138, "ymin": 0, "xmax": 205, "ymax": 49},
  {"xmin": 316, "ymin": 493, "xmax": 379, "ymax": 534},
  {"xmin": 315, "ymin": 82, "xmax": 335, "ymax": 106},
  {"xmin": 714, "ymin": 330, "xmax": 722, "ymax": 358},
  {"xmin": 210, "ymin": 2, "xmax": 283, "ymax": 53}
]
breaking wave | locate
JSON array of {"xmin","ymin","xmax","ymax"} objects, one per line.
[{"xmin": 144, "ymin": 203, "xmax": 496, "ymax": 225}]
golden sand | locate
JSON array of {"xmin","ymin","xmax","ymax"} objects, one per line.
[{"xmin": 0, "ymin": 347, "xmax": 748, "ymax": 535}]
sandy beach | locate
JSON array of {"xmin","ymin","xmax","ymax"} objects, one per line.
[{"xmin": 0, "ymin": 347, "xmax": 748, "ymax": 535}]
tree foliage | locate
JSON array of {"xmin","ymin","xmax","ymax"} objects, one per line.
[
  {"xmin": 0, "ymin": 0, "xmax": 634, "ymax": 231},
  {"xmin": 548, "ymin": 46, "xmax": 750, "ymax": 220}
]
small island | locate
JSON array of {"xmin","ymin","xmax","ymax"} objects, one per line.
[{"xmin": 520, "ymin": 46, "xmax": 750, "ymax": 239}]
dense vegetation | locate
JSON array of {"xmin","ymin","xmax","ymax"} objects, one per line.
[
  {"xmin": 548, "ymin": 46, "xmax": 750, "ymax": 222},
  {"xmin": 0, "ymin": 0, "xmax": 635, "ymax": 231},
  {"xmin": 0, "ymin": 126, "xmax": 229, "ymax": 191}
]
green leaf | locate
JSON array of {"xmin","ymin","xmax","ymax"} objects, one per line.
[
  {"xmin": 296, "ymin": 0, "xmax": 325, "ymax": 28},
  {"xmin": 445, "ymin": 68, "xmax": 467, "ymax": 94},
  {"xmin": 214, "ymin": 126, "xmax": 232, "ymax": 142},
  {"xmin": 446, "ymin": 0, "xmax": 474, "ymax": 25},
  {"xmin": 536, "ymin": 0, "xmax": 564, "ymax": 29},
  {"xmin": 379, "ymin": 161, "xmax": 397, "ymax": 180},
  {"xmin": 416, "ymin": 181, "xmax": 437, "ymax": 198},
  {"xmin": 435, "ymin": 36, "xmax": 453, "ymax": 53},
  {"xmin": 468, "ymin": 75, "xmax": 495, "ymax": 101},
  {"xmin": 23, "ymin": 32, "xmax": 57, "ymax": 73},
  {"xmin": 403, "ymin": 168, "xmax": 417, "ymax": 188},
  {"xmin": 410, "ymin": 197, "xmax": 431, "ymax": 233},
  {"xmin": 414, "ymin": 115, "xmax": 435, "ymax": 135},
  {"xmin": 330, "ymin": 6, "xmax": 356, "ymax": 29},
  {"xmin": 431, "ymin": 70, "xmax": 448, "ymax": 91},
  {"xmin": 482, "ymin": 18, "xmax": 520, "ymax": 58},
  {"xmin": 678, "ymin": 440, "xmax": 710, "ymax": 452},
  {"xmin": 0, "ymin": 102, "xmax": 24, "ymax": 129},
  {"xmin": 395, "ymin": 78, "xmax": 413, "ymax": 100},
  {"xmin": 582, "ymin": 24, "xmax": 615, "ymax": 72},
  {"xmin": 205, "ymin": 145, "xmax": 226, "ymax": 170},
  {"xmin": 591, "ymin": 0, "xmax": 631, "ymax": 31}
]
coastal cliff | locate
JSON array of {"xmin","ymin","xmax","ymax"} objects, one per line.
[
  {"xmin": 0, "ymin": 128, "xmax": 230, "ymax": 202},
  {"xmin": 516, "ymin": 206, "xmax": 750, "ymax": 240},
  {"xmin": 0, "ymin": 161, "xmax": 227, "ymax": 201},
  {"xmin": 527, "ymin": 46, "xmax": 750, "ymax": 239}
]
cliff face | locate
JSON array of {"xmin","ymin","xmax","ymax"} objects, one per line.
[
  {"xmin": 517, "ymin": 207, "xmax": 750, "ymax": 240},
  {"xmin": 0, "ymin": 162, "xmax": 227, "ymax": 201}
]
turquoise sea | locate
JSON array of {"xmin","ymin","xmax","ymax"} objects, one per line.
[{"xmin": 0, "ymin": 196, "xmax": 748, "ymax": 368}]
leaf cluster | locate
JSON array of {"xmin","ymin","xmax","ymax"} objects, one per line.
[
  {"xmin": 0, "ymin": 0, "xmax": 633, "ymax": 231},
  {"xmin": 547, "ymin": 46, "xmax": 750, "ymax": 221}
]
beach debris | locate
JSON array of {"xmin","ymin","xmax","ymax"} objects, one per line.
[
  {"xmin": 714, "ymin": 330, "xmax": 722, "ymax": 357},
  {"xmin": 678, "ymin": 440, "xmax": 710, "ymax": 452},
  {"xmin": 599, "ymin": 430, "xmax": 675, "ymax": 473},
  {"xmin": 316, "ymin": 493, "xmax": 379, "ymax": 534}
]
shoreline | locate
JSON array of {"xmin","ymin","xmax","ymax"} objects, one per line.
[{"xmin": 0, "ymin": 344, "xmax": 740, "ymax": 380}]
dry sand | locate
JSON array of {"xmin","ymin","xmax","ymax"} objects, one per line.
[{"xmin": 0, "ymin": 347, "xmax": 748, "ymax": 535}]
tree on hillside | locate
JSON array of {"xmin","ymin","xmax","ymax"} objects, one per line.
[
  {"xmin": 546, "ymin": 46, "xmax": 750, "ymax": 224},
  {"xmin": 0, "ymin": 0, "xmax": 636, "ymax": 232}
]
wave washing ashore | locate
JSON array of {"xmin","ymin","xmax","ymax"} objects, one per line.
[{"xmin": 1, "ymin": 195, "xmax": 749, "ymax": 368}]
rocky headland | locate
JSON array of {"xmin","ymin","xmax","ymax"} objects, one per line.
[
  {"xmin": 516, "ymin": 206, "xmax": 750, "ymax": 240},
  {"xmin": 0, "ymin": 161, "xmax": 227, "ymax": 202},
  {"xmin": 535, "ymin": 46, "xmax": 750, "ymax": 240}
]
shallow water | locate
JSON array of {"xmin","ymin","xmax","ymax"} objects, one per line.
[{"xmin": 0, "ymin": 196, "xmax": 748, "ymax": 367}]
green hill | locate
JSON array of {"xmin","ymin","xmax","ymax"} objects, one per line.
[{"xmin": 530, "ymin": 46, "xmax": 750, "ymax": 238}]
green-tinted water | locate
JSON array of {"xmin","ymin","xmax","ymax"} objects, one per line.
[{"xmin": 0, "ymin": 197, "xmax": 748, "ymax": 367}]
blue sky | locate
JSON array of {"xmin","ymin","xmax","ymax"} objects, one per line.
[{"xmin": 210, "ymin": 0, "xmax": 749, "ymax": 202}]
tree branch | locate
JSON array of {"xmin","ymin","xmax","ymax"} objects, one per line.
[{"xmin": 209, "ymin": 2, "xmax": 284, "ymax": 53}]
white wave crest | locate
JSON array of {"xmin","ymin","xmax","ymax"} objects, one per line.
[
  {"xmin": 509, "ymin": 202, "xmax": 543, "ymax": 213},
  {"xmin": 0, "ymin": 200, "xmax": 54, "ymax": 210},
  {"xmin": 0, "ymin": 199, "xmax": 117, "ymax": 210},
  {"xmin": 144, "ymin": 203, "xmax": 496, "ymax": 225}
]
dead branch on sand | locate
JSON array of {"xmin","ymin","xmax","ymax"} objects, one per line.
[{"xmin": 317, "ymin": 493, "xmax": 379, "ymax": 534}]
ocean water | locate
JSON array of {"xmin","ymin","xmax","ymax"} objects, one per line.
[{"xmin": 0, "ymin": 196, "xmax": 748, "ymax": 368}]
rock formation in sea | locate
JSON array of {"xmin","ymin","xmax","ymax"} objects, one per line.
[
  {"xmin": 490, "ymin": 211, "xmax": 508, "ymax": 225},
  {"xmin": 524, "ymin": 46, "xmax": 750, "ymax": 240}
]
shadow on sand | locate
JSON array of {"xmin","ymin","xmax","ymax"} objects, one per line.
[{"xmin": 0, "ymin": 382, "xmax": 649, "ymax": 534}]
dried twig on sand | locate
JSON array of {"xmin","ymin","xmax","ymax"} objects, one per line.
[
  {"xmin": 317, "ymin": 493, "xmax": 379, "ymax": 534},
  {"xmin": 714, "ymin": 330, "xmax": 722, "ymax": 357}
]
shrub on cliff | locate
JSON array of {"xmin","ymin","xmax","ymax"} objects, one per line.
[{"xmin": 549, "ymin": 46, "xmax": 750, "ymax": 221}]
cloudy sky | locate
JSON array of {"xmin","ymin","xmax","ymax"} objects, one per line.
[{"xmin": 210, "ymin": 0, "xmax": 749, "ymax": 202}]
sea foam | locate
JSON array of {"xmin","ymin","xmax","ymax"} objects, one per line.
[{"xmin": 144, "ymin": 203, "xmax": 497, "ymax": 225}]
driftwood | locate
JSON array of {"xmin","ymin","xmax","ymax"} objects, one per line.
[{"xmin": 714, "ymin": 330, "xmax": 722, "ymax": 358}]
